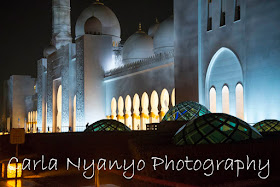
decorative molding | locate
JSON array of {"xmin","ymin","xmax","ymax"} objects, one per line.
[{"xmin": 105, "ymin": 50, "xmax": 174, "ymax": 77}]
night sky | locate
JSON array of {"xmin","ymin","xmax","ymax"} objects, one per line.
[{"xmin": 0, "ymin": 0, "xmax": 173, "ymax": 82}]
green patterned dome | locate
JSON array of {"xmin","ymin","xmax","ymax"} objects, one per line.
[
  {"xmin": 253, "ymin": 120, "xmax": 280, "ymax": 132},
  {"xmin": 84, "ymin": 120, "xmax": 131, "ymax": 132},
  {"xmin": 174, "ymin": 113, "xmax": 262, "ymax": 145},
  {"xmin": 162, "ymin": 101, "xmax": 211, "ymax": 121}
]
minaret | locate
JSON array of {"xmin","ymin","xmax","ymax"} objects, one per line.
[{"xmin": 52, "ymin": 0, "xmax": 72, "ymax": 49}]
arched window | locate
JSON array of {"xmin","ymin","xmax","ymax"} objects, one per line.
[
  {"xmin": 111, "ymin": 98, "xmax": 117, "ymax": 120},
  {"xmin": 57, "ymin": 85, "xmax": 62, "ymax": 133},
  {"xmin": 117, "ymin": 97, "xmax": 124, "ymax": 123},
  {"xmin": 133, "ymin": 94, "xmax": 140, "ymax": 130},
  {"xmin": 206, "ymin": 47, "xmax": 243, "ymax": 116},
  {"xmin": 35, "ymin": 111, "xmax": 38, "ymax": 132},
  {"xmin": 150, "ymin": 91, "xmax": 159, "ymax": 123},
  {"xmin": 207, "ymin": 0, "xmax": 213, "ymax": 31},
  {"xmin": 236, "ymin": 83, "xmax": 244, "ymax": 120},
  {"xmin": 222, "ymin": 85, "xmax": 230, "ymax": 114},
  {"xmin": 141, "ymin": 92, "xmax": 149, "ymax": 130},
  {"xmin": 160, "ymin": 89, "xmax": 170, "ymax": 120},
  {"xmin": 125, "ymin": 95, "xmax": 132, "ymax": 129},
  {"xmin": 171, "ymin": 89, "xmax": 176, "ymax": 107},
  {"xmin": 73, "ymin": 95, "xmax": 76, "ymax": 132},
  {"xmin": 209, "ymin": 87, "xmax": 217, "ymax": 113},
  {"xmin": 234, "ymin": 0, "xmax": 241, "ymax": 21}
]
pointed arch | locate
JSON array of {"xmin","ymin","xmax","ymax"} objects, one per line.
[
  {"xmin": 111, "ymin": 97, "xmax": 117, "ymax": 120},
  {"xmin": 236, "ymin": 83, "xmax": 244, "ymax": 120},
  {"xmin": 150, "ymin": 91, "xmax": 159, "ymax": 123},
  {"xmin": 206, "ymin": 47, "xmax": 243, "ymax": 115},
  {"xmin": 56, "ymin": 85, "xmax": 62, "ymax": 133},
  {"xmin": 117, "ymin": 96, "xmax": 124, "ymax": 123},
  {"xmin": 125, "ymin": 95, "xmax": 132, "ymax": 129},
  {"xmin": 73, "ymin": 95, "xmax": 76, "ymax": 132},
  {"xmin": 222, "ymin": 85, "xmax": 230, "ymax": 114},
  {"xmin": 171, "ymin": 89, "xmax": 176, "ymax": 107},
  {"xmin": 133, "ymin": 94, "xmax": 140, "ymax": 130},
  {"xmin": 160, "ymin": 89, "xmax": 170, "ymax": 120},
  {"xmin": 141, "ymin": 92, "xmax": 149, "ymax": 130},
  {"xmin": 209, "ymin": 87, "xmax": 217, "ymax": 113}
]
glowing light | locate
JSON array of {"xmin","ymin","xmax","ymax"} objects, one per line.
[
  {"xmin": 160, "ymin": 89, "xmax": 170, "ymax": 120},
  {"xmin": 236, "ymin": 83, "xmax": 244, "ymax": 120},
  {"xmin": 222, "ymin": 85, "xmax": 230, "ymax": 114},
  {"xmin": 133, "ymin": 94, "xmax": 140, "ymax": 130},
  {"xmin": 209, "ymin": 87, "xmax": 216, "ymax": 113},
  {"xmin": 141, "ymin": 92, "xmax": 149, "ymax": 130},
  {"xmin": 150, "ymin": 91, "xmax": 159, "ymax": 123},
  {"xmin": 7, "ymin": 180, "xmax": 22, "ymax": 187},
  {"xmin": 171, "ymin": 89, "xmax": 175, "ymax": 107},
  {"xmin": 2, "ymin": 163, "xmax": 4, "ymax": 178},
  {"xmin": 7, "ymin": 163, "xmax": 22, "ymax": 179}
]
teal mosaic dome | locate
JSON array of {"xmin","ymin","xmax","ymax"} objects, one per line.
[
  {"xmin": 174, "ymin": 113, "xmax": 262, "ymax": 145},
  {"xmin": 162, "ymin": 101, "xmax": 211, "ymax": 121},
  {"xmin": 253, "ymin": 120, "xmax": 280, "ymax": 132},
  {"xmin": 84, "ymin": 120, "xmax": 131, "ymax": 132}
]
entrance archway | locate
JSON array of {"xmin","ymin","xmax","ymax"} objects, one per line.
[{"xmin": 206, "ymin": 47, "xmax": 243, "ymax": 117}]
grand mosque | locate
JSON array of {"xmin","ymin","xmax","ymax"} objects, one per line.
[{"xmin": 1, "ymin": 0, "xmax": 280, "ymax": 133}]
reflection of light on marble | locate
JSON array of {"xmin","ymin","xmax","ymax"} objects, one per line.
[
  {"xmin": 7, "ymin": 180, "xmax": 22, "ymax": 187},
  {"xmin": 2, "ymin": 163, "xmax": 5, "ymax": 178},
  {"xmin": 7, "ymin": 163, "xmax": 22, "ymax": 178}
]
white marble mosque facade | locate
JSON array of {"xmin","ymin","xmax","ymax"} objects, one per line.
[{"xmin": 2, "ymin": 0, "xmax": 280, "ymax": 132}]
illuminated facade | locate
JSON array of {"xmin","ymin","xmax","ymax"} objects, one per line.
[
  {"xmin": 36, "ymin": 0, "xmax": 280, "ymax": 132},
  {"xmin": 2, "ymin": 0, "xmax": 279, "ymax": 133},
  {"xmin": 35, "ymin": 0, "xmax": 175, "ymax": 133}
]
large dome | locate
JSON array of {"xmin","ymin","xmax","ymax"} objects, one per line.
[
  {"xmin": 162, "ymin": 101, "xmax": 211, "ymax": 122},
  {"xmin": 153, "ymin": 16, "xmax": 174, "ymax": 54},
  {"xmin": 75, "ymin": 1, "xmax": 121, "ymax": 42},
  {"xmin": 84, "ymin": 119, "xmax": 131, "ymax": 132},
  {"xmin": 254, "ymin": 120, "xmax": 280, "ymax": 132},
  {"xmin": 148, "ymin": 19, "xmax": 160, "ymax": 38},
  {"xmin": 122, "ymin": 24, "xmax": 154, "ymax": 64},
  {"xmin": 174, "ymin": 113, "xmax": 262, "ymax": 145}
]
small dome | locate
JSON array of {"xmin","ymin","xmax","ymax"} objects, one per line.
[
  {"xmin": 76, "ymin": 1, "xmax": 121, "ymax": 42},
  {"xmin": 174, "ymin": 113, "xmax": 262, "ymax": 145},
  {"xmin": 153, "ymin": 16, "xmax": 174, "ymax": 54},
  {"xmin": 148, "ymin": 18, "xmax": 160, "ymax": 38},
  {"xmin": 84, "ymin": 119, "xmax": 131, "ymax": 132},
  {"xmin": 162, "ymin": 101, "xmax": 211, "ymax": 122},
  {"xmin": 84, "ymin": 16, "xmax": 102, "ymax": 35},
  {"xmin": 254, "ymin": 120, "xmax": 280, "ymax": 132},
  {"xmin": 122, "ymin": 24, "xmax": 154, "ymax": 64},
  {"xmin": 43, "ymin": 44, "xmax": 57, "ymax": 58}
]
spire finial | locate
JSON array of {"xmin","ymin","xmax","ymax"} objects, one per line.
[
  {"xmin": 156, "ymin": 17, "xmax": 159, "ymax": 24},
  {"xmin": 136, "ymin": 22, "xmax": 145, "ymax": 33},
  {"xmin": 139, "ymin": 22, "xmax": 142, "ymax": 31},
  {"xmin": 94, "ymin": 0, "xmax": 104, "ymax": 5}
]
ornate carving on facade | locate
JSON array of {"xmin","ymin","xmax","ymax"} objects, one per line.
[
  {"xmin": 113, "ymin": 46, "xmax": 123, "ymax": 68},
  {"xmin": 37, "ymin": 60, "xmax": 43, "ymax": 132},
  {"xmin": 46, "ymin": 58, "xmax": 54, "ymax": 132},
  {"xmin": 76, "ymin": 40, "xmax": 85, "ymax": 129},
  {"xmin": 105, "ymin": 50, "xmax": 174, "ymax": 77},
  {"xmin": 61, "ymin": 48, "xmax": 70, "ymax": 132}
]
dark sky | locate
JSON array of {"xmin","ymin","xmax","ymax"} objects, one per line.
[{"xmin": 0, "ymin": 0, "xmax": 173, "ymax": 82}]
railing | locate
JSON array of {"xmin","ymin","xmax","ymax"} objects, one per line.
[
  {"xmin": 61, "ymin": 126, "xmax": 70, "ymax": 133},
  {"xmin": 75, "ymin": 126, "xmax": 86, "ymax": 132}
]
